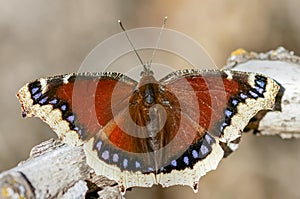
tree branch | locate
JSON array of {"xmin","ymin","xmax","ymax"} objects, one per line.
[{"xmin": 0, "ymin": 139, "xmax": 122, "ymax": 199}]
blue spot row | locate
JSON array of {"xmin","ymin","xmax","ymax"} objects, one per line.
[
  {"xmin": 221, "ymin": 104, "xmax": 237, "ymax": 133},
  {"xmin": 94, "ymin": 139, "xmax": 144, "ymax": 172},
  {"xmin": 219, "ymin": 75, "xmax": 267, "ymax": 134},
  {"xmin": 28, "ymin": 82, "xmax": 42, "ymax": 104},
  {"xmin": 28, "ymin": 81, "xmax": 85, "ymax": 140},
  {"xmin": 159, "ymin": 133, "xmax": 214, "ymax": 174},
  {"xmin": 248, "ymin": 76, "xmax": 267, "ymax": 99},
  {"xmin": 253, "ymin": 75, "xmax": 267, "ymax": 97},
  {"xmin": 93, "ymin": 133, "xmax": 216, "ymax": 174}
]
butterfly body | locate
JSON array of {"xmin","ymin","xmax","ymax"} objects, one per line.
[{"xmin": 17, "ymin": 69, "xmax": 280, "ymax": 194}]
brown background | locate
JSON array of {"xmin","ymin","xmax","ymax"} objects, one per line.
[{"xmin": 1, "ymin": 0, "xmax": 300, "ymax": 199}]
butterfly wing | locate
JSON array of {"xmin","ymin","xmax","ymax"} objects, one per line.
[
  {"xmin": 17, "ymin": 72, "xmax": 137, "ymax": 146},
  {"xmin": 156, "ymin": 69, "xmax": 280, "ymax": 190}
]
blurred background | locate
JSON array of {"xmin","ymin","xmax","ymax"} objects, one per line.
[{"xmin": 1, "ymin": 0, "xmax": 300, "ymax": 198}]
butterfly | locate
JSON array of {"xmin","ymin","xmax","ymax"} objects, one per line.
[{"xmin": 17, "ymin": 66, "xmax": 280, "ymax": 195}]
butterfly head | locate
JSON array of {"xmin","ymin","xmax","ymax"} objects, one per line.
[{"xmin": 140, "ymin": 62, "xmax": 154, "ymax": 77}]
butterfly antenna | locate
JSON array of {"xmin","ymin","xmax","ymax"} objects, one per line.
[
  {"xmin": 118, "ymin": 20, "xmax": 145, "ymax": 70},
  {"xmin": 149, "ymin": 16, "xmax": 168, "ymax": 66}
]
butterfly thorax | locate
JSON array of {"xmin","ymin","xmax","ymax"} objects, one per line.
[
  {"xmin": 128, "ymin": 73, "xmax": 169, "ymax": 151},
  {"xmin": 137, "ymin": 74, "xmax": 158, "ymax": 105}
]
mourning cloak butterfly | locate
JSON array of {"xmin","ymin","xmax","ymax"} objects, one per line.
[{"xmin": 17, "ymin": 67, "xmax": 280, "ymax": 194}]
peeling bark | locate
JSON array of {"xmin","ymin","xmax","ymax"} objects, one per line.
[{"xmin": 0, "ymin": 139, "xmax": 121, "ymax": 199}]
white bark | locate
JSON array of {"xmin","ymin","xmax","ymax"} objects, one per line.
[{"xmin": 0, "ymin": 139, "xmax": 121, "ymax": 199}]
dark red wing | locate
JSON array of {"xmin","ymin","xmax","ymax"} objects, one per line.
[
  {"xmin": 161, "ymin": 69, "xmax": 254, "ymax": 138},
  {"xmin": 17, "ymin": 72, "xmax": 138, "ymax": 144}
]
